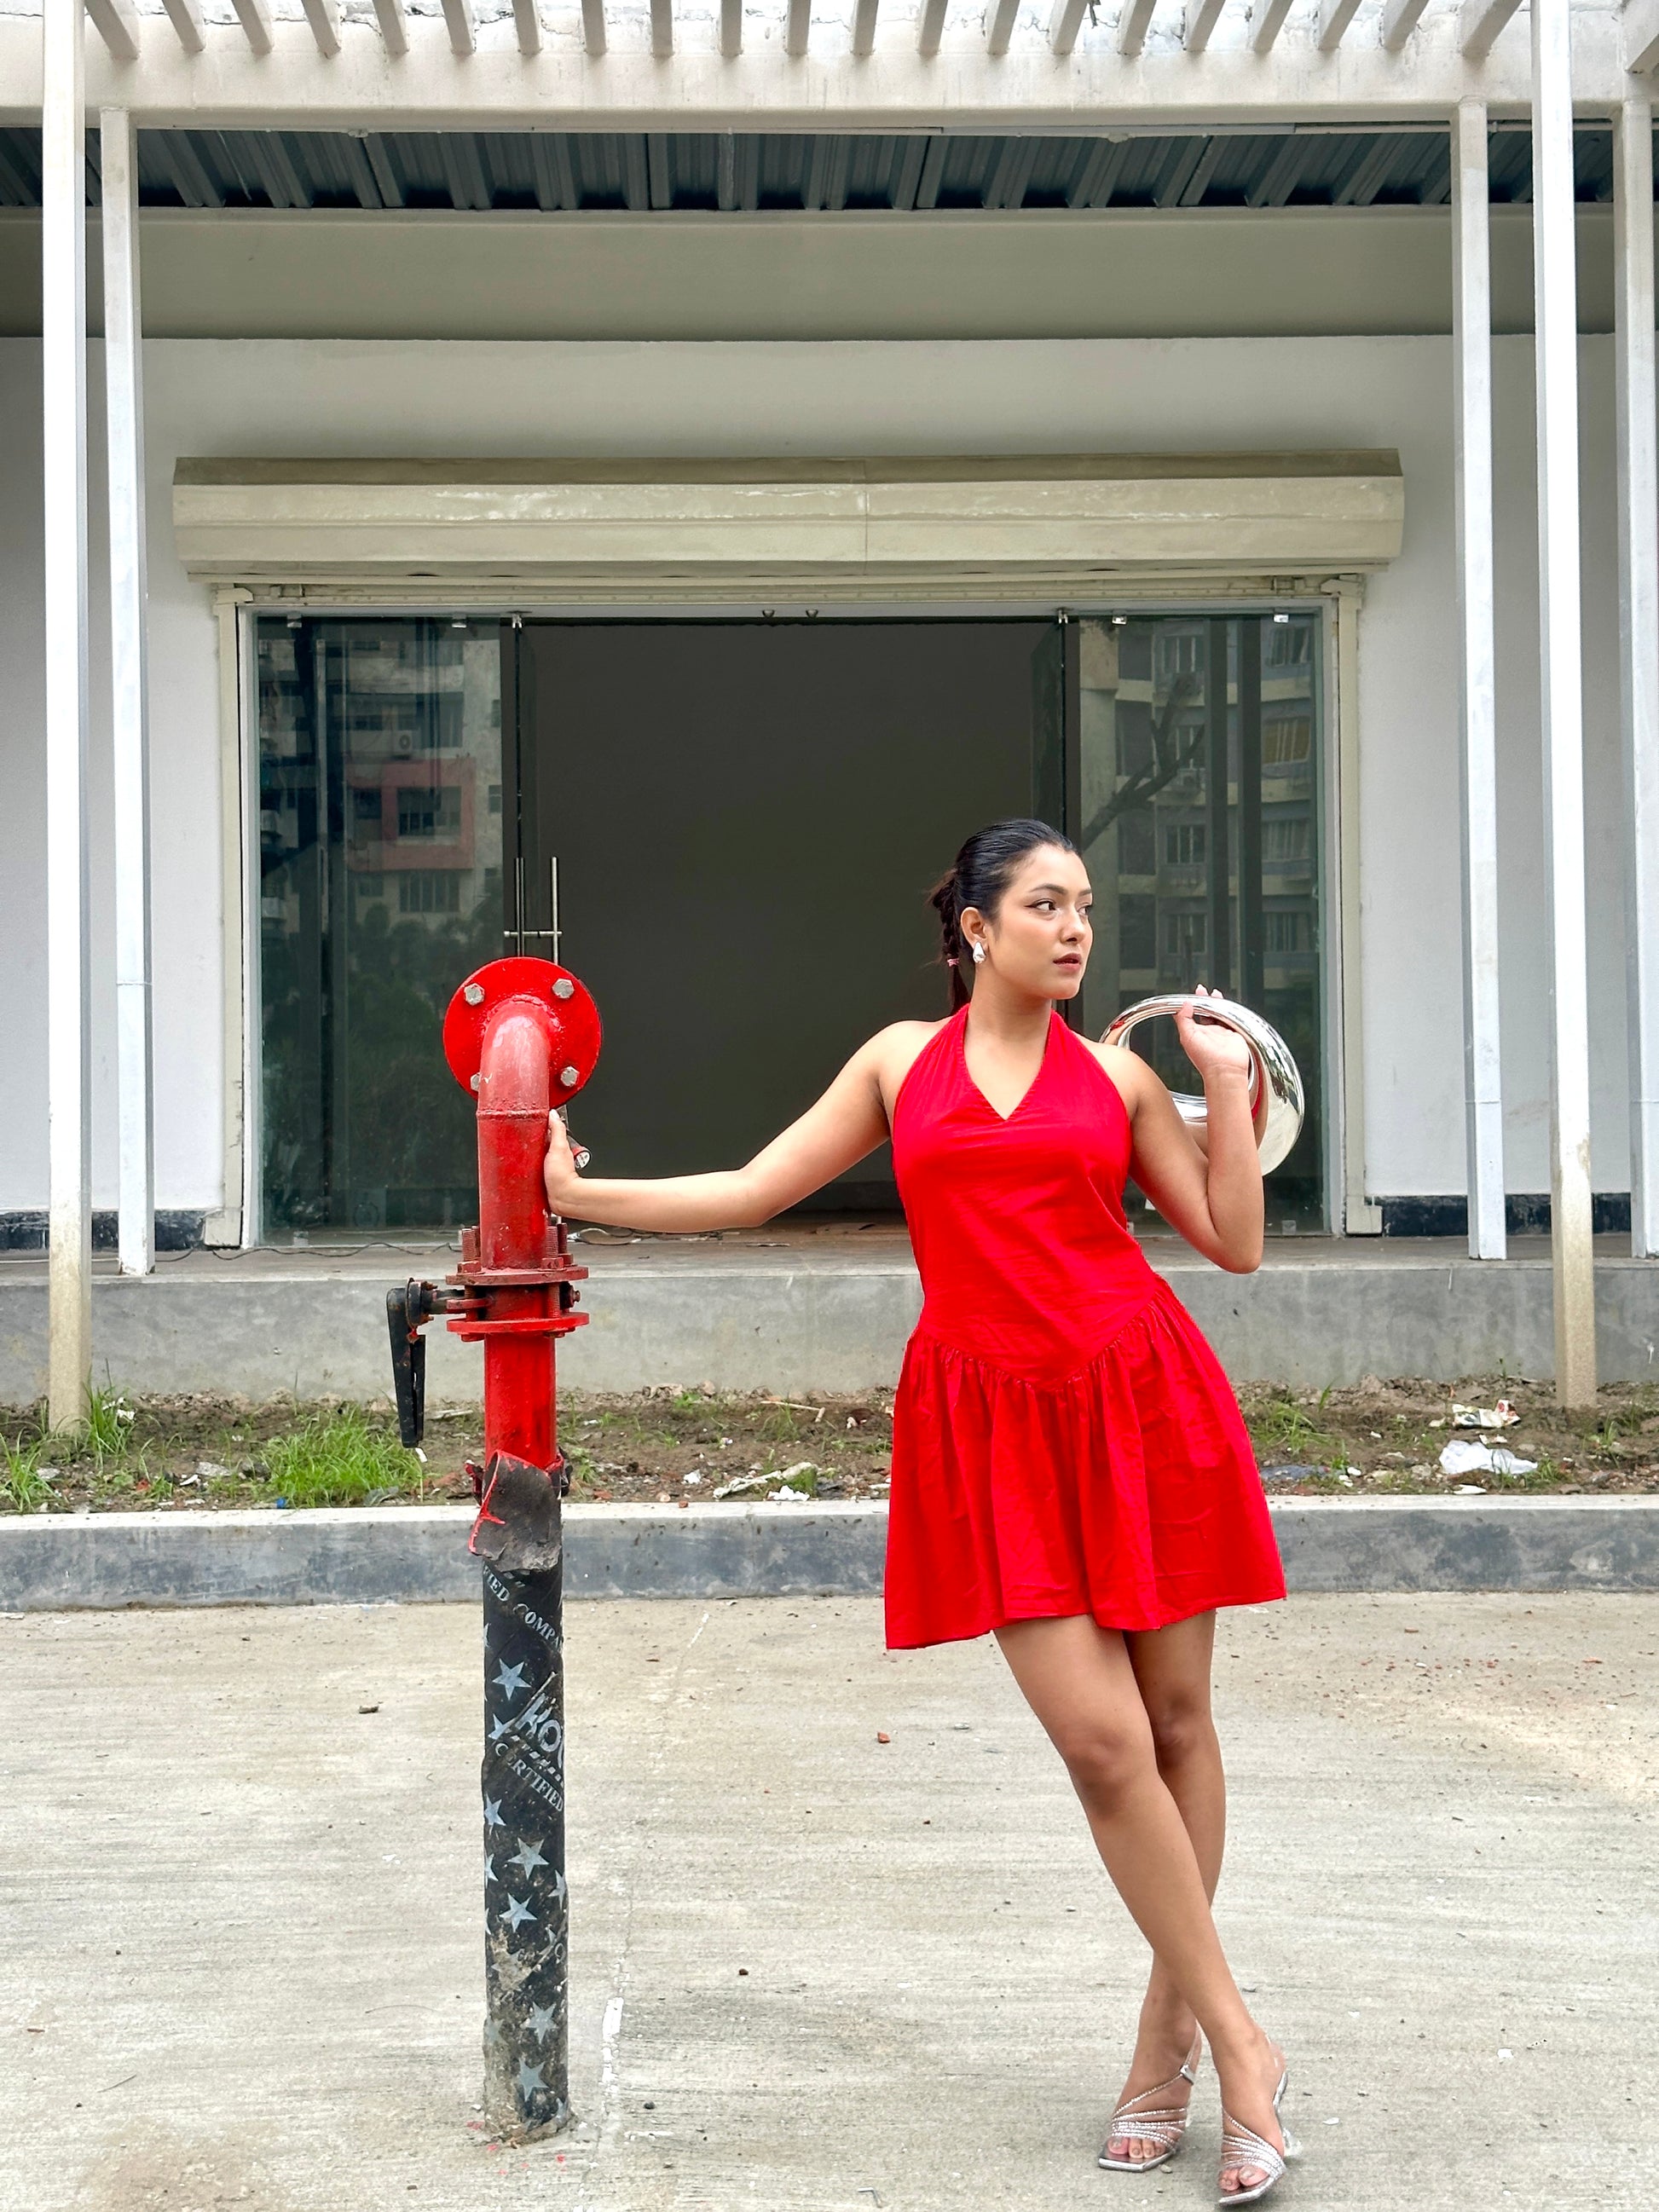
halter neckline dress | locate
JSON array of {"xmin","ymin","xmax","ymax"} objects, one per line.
[{"xmin": 884, "ymin": 1004, "xmax": 1286, "ymax": 1650}]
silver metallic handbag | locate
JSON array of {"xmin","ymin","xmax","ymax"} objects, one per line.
[{"xmin": 1101, "ymin": 994, "xmax": 1305, "ymax": 1174}]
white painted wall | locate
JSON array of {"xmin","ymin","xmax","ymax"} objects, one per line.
[{"xmin": 0, "ymin": 332, "xmax": 1637, "ymax": 1217}]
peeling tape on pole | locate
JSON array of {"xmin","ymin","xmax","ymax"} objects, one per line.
[{"xmin": 481, "ymin": 1547, "xmax": 569, "ymax": 2139}]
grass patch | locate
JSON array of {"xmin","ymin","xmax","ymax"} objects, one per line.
[
  {"xmin": 0, "ymin": 1432, "xmax": 52, "ymax": 1514},
  {"xmin": 1251, "ymin": 1387, "xmax": 1345, "ymax": 1468},
  {"xmin": 261, "ymin": 1405, "xmax": 424, "ymax": 1509}
]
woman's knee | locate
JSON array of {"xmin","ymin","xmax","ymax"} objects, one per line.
[
  {"xmin": 1142, "ymin": 1691, "xmax": 1216, "ymax": 1772},
  {"xmin": 1054, "ymin": 1716, "xmax": 1159, "ymax": 1805}
]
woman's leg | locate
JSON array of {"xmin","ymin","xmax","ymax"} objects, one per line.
[
  {"xmin": 996, "ymin": 1614, "xmax": 1283, "ymax": 2195},
  {"xmin": 1108, "ymin": 1612, "xmax": 1226, "ymax": 2160}
]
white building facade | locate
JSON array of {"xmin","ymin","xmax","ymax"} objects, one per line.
[{"xmin": 3, "ymin": 0, "xmax": 1659, "ymax": 1413}]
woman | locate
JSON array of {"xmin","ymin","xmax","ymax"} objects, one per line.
[{"xmin": 543, "ymin": 818, "xmax": 1299, "ymax": 2205}]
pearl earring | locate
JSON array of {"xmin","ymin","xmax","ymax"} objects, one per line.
[{"xmin": 971, "ymin": 943, "xmax": 986, "ymax": 966}]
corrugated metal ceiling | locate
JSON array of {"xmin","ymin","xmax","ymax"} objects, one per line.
[{"xmin": 0, "ymin": 123, "xmax": 1633, "ymax": 215}]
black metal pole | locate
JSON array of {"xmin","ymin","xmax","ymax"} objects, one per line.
[{"xmin": 477, "ymin": 1463, "xmax": 569, "ymax": 2140}]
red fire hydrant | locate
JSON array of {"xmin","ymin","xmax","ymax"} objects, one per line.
[{"xmin": 386, "ymin": 955, "xmax": 602, "ymax": 2141}]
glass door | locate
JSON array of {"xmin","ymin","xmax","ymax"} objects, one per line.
[{"xmin": 1072, "ymin": 612, "xmax": 1326, "ymax": 1231}]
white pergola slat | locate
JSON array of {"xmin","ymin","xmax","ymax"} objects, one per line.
[
  {"xmin": 85, "ymin": 0, "xmax": 139, "ymax": 60},
  {"xmin": 1049, "ymin": 0, "xmax": 1087, "ymax": 51},
  {"xmin": 1316, "ymin": 0, "xmax": 1363, "ymax": 49},
  {"xmin": 650, "ymin": 0, "xmax": 672, "ymax": 54},
  {"xmin": 787, "ymin": 0, "xmax": 810, "ymax": 56},
  {"xmin": 1183, "ymin": 0, "xmax": 1228, "ymax": 46},
  {"xmin": 987, "ymin": 0, "xmax": 1020, "ymax": 55},
  {"xmin": 581, "ymin": 0, "xmax": 605, "ymax": 52},
  {"xmin": 1118, "ymin": 0, "xmax": 1159, "ymax": 54},
  {"xmin": 852, "ymin": 0, "xmax": 879, "ymax": 53},
  {"xmin": 160, "ymin": 0, "xmax": 204, "ymax": 53},
  {"xmin": 230, "ymin": 0, "xmax": 274, "ymax": 55},
  {"xmin": 1250, "ymin": 0, "xmax": 1296, "ymax": 54},
  {"xmin": 442, "ymin": 0, "xmax": 476, "ymax": 54},
  {"xmin": 1379, "ymin": 0, "xmax": 1432, "ymax": 48},
  {"xmin": 916, "ymin": 0, "xmax": 947, "ymax": 52},
  {"xmin": 512, "ymin": 0, "xmax": 540, "ymax": 54},
  {"xmin": 1460, "ymin": 0, "xmax": 1523, "ymax": 56},
  {"xmin": 300, "ymin": 0, "xmax": 341, "ymax": 58},
  {"xmin": 371, "ymin": 0, "xmax": 408, "ymax": 55},
  {"xmin": 1626, "ymin": 0, "xmax": 1659, "ymax": 72}
]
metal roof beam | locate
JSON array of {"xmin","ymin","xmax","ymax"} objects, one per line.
[
  {"xmin": 1334, "ymin": 130, "xmax": 1403, "ymax": 200},
  {"xmin": 1249, "ymin": 0, "xmax": 1295, "ymax": 52},
  {"xmin": 1459, "ymin": 0, "xmax": 1521, "ymax": 54},
  {"xmin": 85, "ymin": 0, "xmax": 140, "ymax": 63},
  {"xmin": 1316, "ymin": 0, "xmax": 1364, "ymax": 49},
  {"xmin": 1246, "ymin": 130, "xmax": 1311, "ymax": 203},
  {"xmin": 371, "ymin": 0, "xmax": 408, "ymax": 55},
  {"xmin": 852, "ymin": 0, "xmax": 880, "ymax": 53},
  {"xmin": 987, "ymin": 0, "xmax": 1019, "ymax": 53},
  {"xmin": 1118, "ymin": 0, "xmax": 1158, "ymax": 52},
  {"xmin": 1626, "ymin": 0, "xmax": 1659, "ymax": 71},
  {"xmin": 1066, "ymin": 136, "xmax": 1128, "ymax": 204},
  {"xmin": 300, "ymin": 0, "xmax": 342, "ymax": 59},
  {"xmin": 1184, "ymin": 0, "xmax": 1228, "ymax": 47},
  {"xmin": 1379, "ymin": 0, "xmax": 1433, "ymax": 49},
  {"xmin": 442, "ymin": 0, "xmax": 476, "ymax": 55},
  {"xmin": 513, "ymin": 0, "xmax": 541, "ymax": 54},
  {"xmin": 230, "ymin": 0, "xmax": 275, "ymax": 57}
]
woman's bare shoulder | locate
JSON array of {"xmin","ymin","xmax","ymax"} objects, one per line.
[
  {"xmin": 1076, "ymin": 1037, "xmax": 1146, "ymax": 1107},
  {"xmin": 860, "ymin": 1018, "xmax": 951, "ymax": 1102}
]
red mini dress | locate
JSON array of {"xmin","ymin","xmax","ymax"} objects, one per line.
[{"xmin": 883, "ymin": 1006, "xmax": 1286, "ymax": 1650}]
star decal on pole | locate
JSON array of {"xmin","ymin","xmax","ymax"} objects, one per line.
[
  {"xmin": 525, "ymin": 2001, "xmax": 559, "ymax": 2042},
  {"xmin": 502, "ymin": 1894, "xmax": 535, "ymax": 1932},
  {"xmin": 483, "ymin": 1794, "xmax": 504, "ymax": 1830},
  {"xmin": 510, "ymin": 1838, "xmax": 548, "ymax": 1874},
  {"xmin": 517, "ymin": 2058, "xmax": 546, "ymax": 2096},
  {"xmin": 493, "ymin": 1658, "xmax": 530, "ymax": 1699}
]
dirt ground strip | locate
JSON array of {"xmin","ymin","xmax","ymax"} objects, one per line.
[{"xmin": 3, "ymin": 1372, "xmax": 1658, "ymax": 1514}]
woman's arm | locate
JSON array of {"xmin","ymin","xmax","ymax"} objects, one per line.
[
  {"xmin": 542, "ymin": 1027, "xmax": 924, "ymax": 1233},
  {"xmin": 1091, "ymin": 994, "xmax": 1264, "ymax": 1273}
]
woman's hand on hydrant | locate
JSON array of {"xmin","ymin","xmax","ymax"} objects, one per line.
[{"xmin": 544, "ymin": 1109, "xmax": 584, "ymax": 1212}]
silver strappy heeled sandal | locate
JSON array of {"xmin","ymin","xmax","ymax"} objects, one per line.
[
  {"xmin": 1217, "ymin": 2065, "xmax": 1303, "ymax": 2206},
  {"xmin": 1097, "ymin": 2033, "xmax": 1203, "ymax": 2174}
]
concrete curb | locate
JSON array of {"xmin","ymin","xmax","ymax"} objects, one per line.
[{"xmin": 2, "ymin": 1495, "xmax": 1657, "ymax": 1610}]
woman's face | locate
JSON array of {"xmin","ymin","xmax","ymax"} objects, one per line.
[{"xmin": 963, "ymin": 845, "xmax": 1094, "ymax": 1002}]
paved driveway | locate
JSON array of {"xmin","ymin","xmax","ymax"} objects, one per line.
[{"xmin": 1, "ymin": 1594, "xmax": 1653, "ymax": 2210}]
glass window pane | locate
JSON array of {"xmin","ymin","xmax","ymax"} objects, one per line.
[
  {"xmin": 1076, "ymin": 611, "xmax": 1326, "ymax": 1232},
  {"xmin": 257, "ymin": 616, "xmax": 505, "ymax": 1236}
]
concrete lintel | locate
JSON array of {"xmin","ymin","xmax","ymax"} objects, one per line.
[{"xmin": 3, "ymin": 1496, "xmax": 1656, "ymax": 1612}]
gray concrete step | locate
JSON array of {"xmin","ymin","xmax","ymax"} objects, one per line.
[{"xmin": 2, "ymin": 1234, "xmax": 1657, "ymax": 1397}]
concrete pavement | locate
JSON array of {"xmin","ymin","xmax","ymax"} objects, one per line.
[{"xmin": 1, "ymin": 1594, "xmax": 1655, "ymax": 2211}]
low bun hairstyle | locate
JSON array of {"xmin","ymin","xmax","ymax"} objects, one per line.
[{"xmin": 928, "ymin": 818, "xmax": 1078, "ymax": 1011}]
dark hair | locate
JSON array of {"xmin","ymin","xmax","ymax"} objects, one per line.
[{"xmin": 928, "ymin": 818, "xmax": 1077, "ymax": 1010}]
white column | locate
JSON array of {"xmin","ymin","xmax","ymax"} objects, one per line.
[
  {"xmin": 1451, "ymin": 98, "xmax": 1507, "ymax": 1261},
  {"xmin": 43, "ymin": 0, "xmax": 91, "ymax": 1429},
  {"xmin": 1531, "ymin": 0, "xmax": 1598, "ymax": 1403},
  {"xmin": 101, "ymin": 108, "xmax": 154, "ymax": 1279},
  {"xmin": 1615, "ymin": 95, "xmax": 1659, "ymax": 1260}
]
